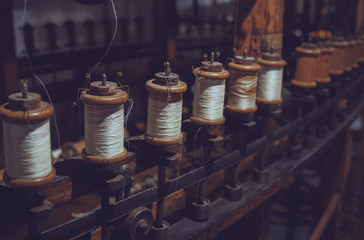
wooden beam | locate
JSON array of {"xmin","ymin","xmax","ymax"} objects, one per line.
[{"xmin": 234, "ymin": 0, "xmax": 285, "ymax": 57}]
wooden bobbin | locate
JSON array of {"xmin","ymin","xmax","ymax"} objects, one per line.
[
  {"xmin": 351, "ymin": 37, "xmax": 360, "ymax": 69},
  {"xmin": 81, "ymin": 79, "xmax": 128, "ymax": 165},
  {"xmin": 316, "ymin": 42, "xmax": 335, "ymax": 84},
  {"xmin": 256, "ymin": 49, "xmax": 287, "ymax": 104},
  {"xmin": 145, "ymin": 69, "xmax": 187, "ymax": 146},
  {"xmin": 330, "ymin": 37, "xmax": 348, "ymax": 75},
  {"xmin": 343, "ymin": 38, "xmax": 355, "ymax": 72},
  {"xmin": 191, "ymin": 60, "xmax": 229, "ymax": 125},
  {"xmin": 291, "ymin": 42, "xmax": 321, "ymax": 88},
  {"xmin": 360, "ymin": 34, "xmax": 364, "ymax": 63},
  {"xmin": 354, "ymin": 35, "xmax": 362, "ymax": 66},
  {"xmin": 226, "ymin": 54, "xmax": 261, "ymax": 113},
  {"xmin": 0, "ymin": 91, "xmax": 56, "ymax": 188}
]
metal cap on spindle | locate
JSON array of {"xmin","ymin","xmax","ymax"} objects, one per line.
[
  {"xmin": 154, "ymin": 61, "xmax": 179, "ymax": 86},
  {"xmin": 202, "ymin": 52, "xmax": 223, "ymax": 72},
  {"xmin": 235, "ymin": 49, "xmax": 256, "ymax": 65},
  {"xmin": 8, "ymin": 79, "xmax": 41, "ymax": 110},
  {"xmin": 89, "ymin": 73, "xmax": 118, "ymax": 96}
]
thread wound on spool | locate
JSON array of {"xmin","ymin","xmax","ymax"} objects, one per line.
[
  {"xmin": 226, "ymin": 52, "xmax": 261, "ymax": 113},
  {"xmin": 147, "ymin": 98, "xmax": 182, "ymax": 140},
  {"xmin": 192, "ymin": 53, "xmax": 229, "ymax": 124},
  {"xmin": 145, "ymin": 65, "xmax": 187, "ymax": 145},
  {"xmin": 228, "ymin": 70, "xmax": 257, "ymax": 110},
  {"xmin": 84, "ymin": 104, "xmax": 125, "ymax": 158},
  {"xmin": 3, "ymin": 120, "xmax": 52, "ymax": 179},
  {"xmin": 81, "ymin": 74, "xmax": 128, "ymax": 164},
  {"xmin": 256, "ymin": 50, "xmax": 286, "ymax": 104},
  {"xmin": 257, "ymin": 66, "xmax": 283, "ymax": 102},
  {"xmin": 193, "ymin": 77, "xmax": 226, "ymax": 121}
]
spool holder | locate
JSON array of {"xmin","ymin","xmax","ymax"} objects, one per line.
[
  {"xmin": 100, "ymin": 174, "xmax": 126, "ymax": 240},
  {"xmin": 224, "ymin": 113, "xmax": 256, "ymax": 201},
  {"xmin": 286, "ymin": 86, "xmax": 317, "ymax": 157},
  {"xmin": 253, "ymin": 104, "xmax": 283, "ymax": 184},
  {"xmin": 150, "ymin": 149, "xmax": 181, "ymax": 240},
  {"xmin": 190, "ymin": 128, "xmax": 224, "ymax": 221}
]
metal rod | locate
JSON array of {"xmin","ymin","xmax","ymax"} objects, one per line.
[
  {"xmin": 102, "ymin": 73, "xmax": 107, "ymax": 86},
  {"xmin": 156, "ymin": 164, "xmax": 166, "ymax": 227}
]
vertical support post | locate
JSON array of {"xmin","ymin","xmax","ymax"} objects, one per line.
[
  {"xmin": 0, "ymin": 0, "xmax": 19, "ymax": 103},
  {"xmin": 152, "ymin": 0, "xmax": 178, "ymax": 64}
]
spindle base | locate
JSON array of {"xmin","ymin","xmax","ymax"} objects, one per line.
[
  {"xmin": 224, "ymin": 184, "xmax": 242, "ymax": 201},
  {"xmin": 304, "ymin": 135, "xmax": 316, "ymax": 148},
  {"xmin": 82, "ymin": 148, "xmax": 128, "ymax": 165},
  {"xmin": 287, "ymin": 144, "xmax": 302, "ymax": 159},
  {"xmin": 150, "ymin": 221, "xmax": 169, "ymax": 240},
  {"xmin": 328, "ymin": 117, "xmax": 338, "ymax": 129},
  {"xmin": 145, "ymin": 133, "xmax": 184, "ymax": 146},
  {"xmin": 191, "ymin": 199, "xmax": 210, "ymax": 221},
  {"xmin": 317, "ymin": 125, "xmax": 328, "ymax": 138},
  {"xmin": 3, "ymin": 167, "xmax": 56, "ymax": 188},
  {"xmin": 252, "ymin": 168, "xmax": 269, "ymax": 184}
]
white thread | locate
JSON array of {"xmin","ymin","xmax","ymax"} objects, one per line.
[
  {"xmin": 147, "ymin": 98, "xmax": 182, "ymax": 140},
  {"xmin": 3, "ymin": 120, "xmax": 52, "ymax": 179},
  {"xmin": 192, "ymin": 77, "xmax": 226, "ymax": 121},
  {"xmin": 84, "ymin": 104, "xmax": 125, "ymax": 157},
  {"xmin": 228, "ymin": 69, "xmax": 257, "ymax": 110},
  {"xmin": 257, "ymin": 65, "xmax": 283, "ymax": 101}
]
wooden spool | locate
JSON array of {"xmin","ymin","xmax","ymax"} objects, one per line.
[
  {"xmin": 145, "ymin": 70, "xmax": 187, "ymax": 146},
  {"xmin": 360, "ymin": 34, "xmax": 364, "ymax": 63},
  {"xmin": 354, "ymin": 35, "xmax": 362, "ymax": 66},
  {"xmin": 0, "ymin": 92, "xmax": 56, "ymax": 188},
  {"xmin": 191, "ymin": 61, "xmax": 229, "ymax": 125},
  {"xmin": 81, "ymin": 80, "xmax": 128, "ymax": 165},
  {"xmin": 330, "ymin": 37, "xmax": 348, "ymax": 75},
  {"xmin": 256, "ymin": 50, "xmax": 287, "ymax": 104},
  {"xmin": 343, "ymin": 38, "xmax": 355, "ymax": 72},
  {"xmin": 316, "ymin": 42, "xmax": 335, "ymax": 84},
  {"xmin": 226, "ymin": 54, "xmax": 261, "ymax": 113},
  {"xmin": 291, "ymin": 43, "xmax": 321, "ymax": 88}
]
